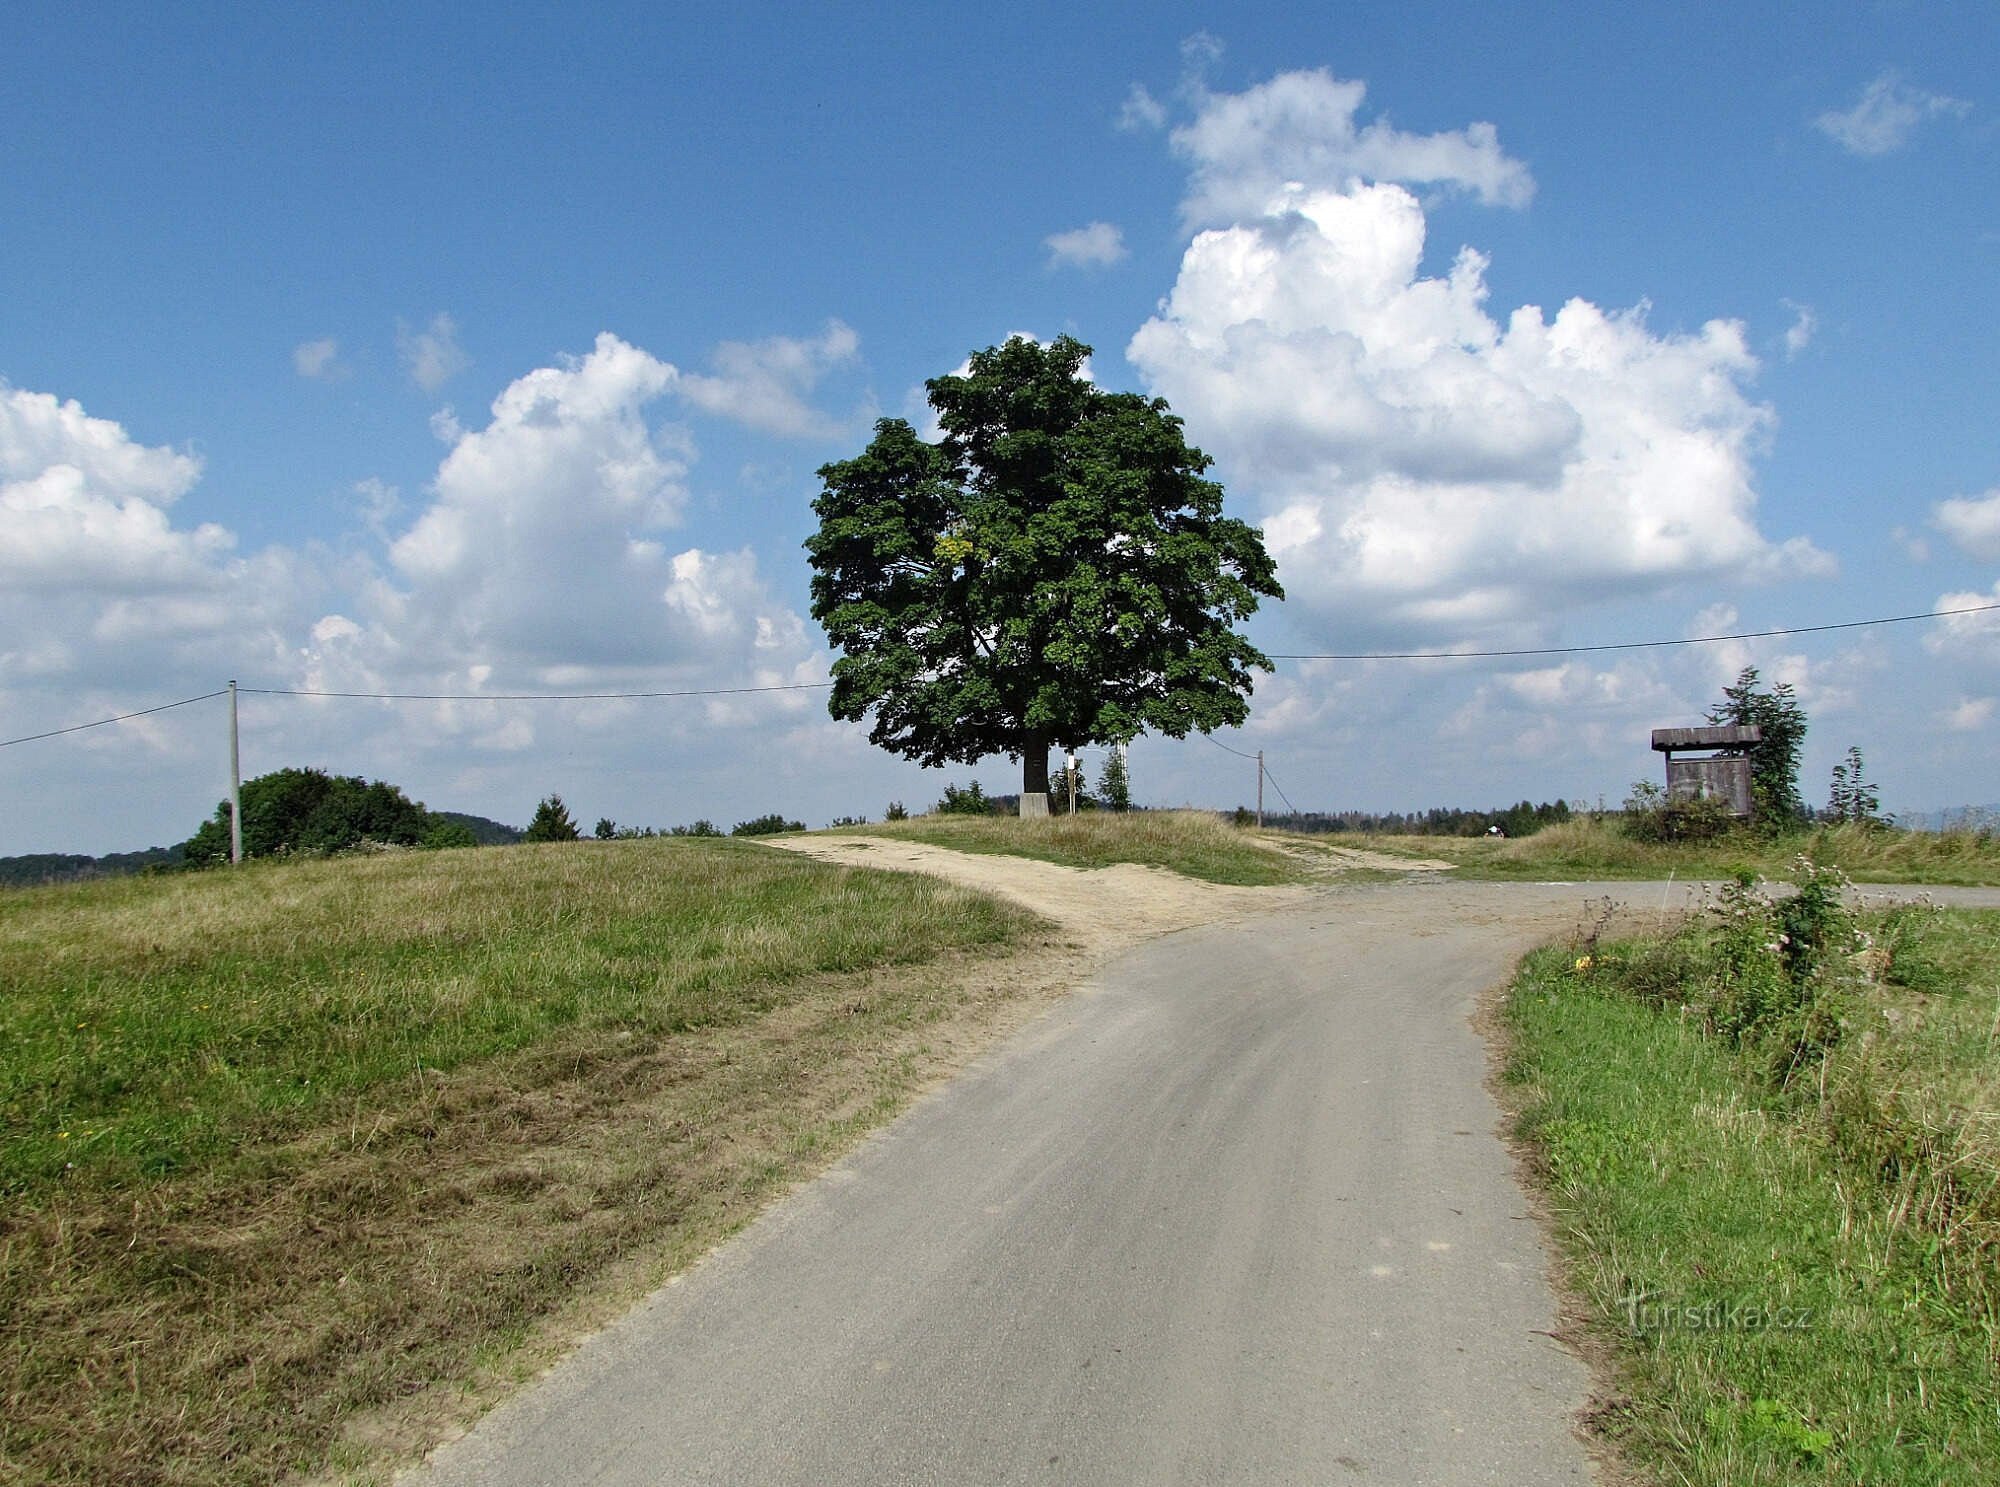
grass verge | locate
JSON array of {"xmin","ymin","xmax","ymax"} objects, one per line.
[
  {"xmin": 830, "ymin": 810, "xmax": 1305, "ymax": 886},
  {"xmin": 1499, "ymin": 886, "xmax": 2000, "ymax": 1484},
  {"xmin": 1, "ymin": 840, "xmax": 1055, "ymax": 1486},
  {"xmin": 1352, "ymin": 818, "xmax": 2000, "ymax": 885}
]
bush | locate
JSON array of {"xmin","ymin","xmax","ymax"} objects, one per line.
[
  {"xmin": 730, "ymin": 814, "xmax": 806, "ymax": 836},
  {"xmin": 936, "ymin": 781, "xmax": 994, "ymax": 816},
  {"xmin": 885, "ymin": 800, "xmax": 909, "ymax": 821},
  {"xmin": 1621, "ymin": 781, "xmax": 1735, "ymax": 843},
  {"xmin": 183, "ymin": 767, "xmax": 458, "ymax": 866},
  {"xmin": 669, "ymin": 820, "xmax": 723, "ymax": 838}
]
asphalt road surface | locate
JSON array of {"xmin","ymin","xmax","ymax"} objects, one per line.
[{"xmin": 409, "ymin": 876, "xmax": 1962, "ymax": 1486}]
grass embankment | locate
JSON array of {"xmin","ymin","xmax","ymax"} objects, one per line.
[
  {"xmin": 1502, "ymin": 881, "xmax": 2000, "ymax": 1484},
  {"xmin": 1, "ymin": 840, "xmax": 1048, "ymax": 1486},
  {"xmin": 835, "ymin": 809, "xmax": 1305, "ymax": 886},
  {"xmin": 1354, "ymin": 818, "xmax": 2000, "ymax": 885}
]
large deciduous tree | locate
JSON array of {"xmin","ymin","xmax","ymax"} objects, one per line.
[{"xmin": 806, "ymin": 336, "xmax": 1281, "ymax": 813}]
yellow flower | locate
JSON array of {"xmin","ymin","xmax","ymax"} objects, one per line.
[{"xmin": 1574, "ymin": 955, "xmax": 1594, "ymax": 973}]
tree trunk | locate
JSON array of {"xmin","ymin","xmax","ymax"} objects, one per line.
[{"xmin": 1019, "ymin": 727, "xmax": 1050, "ymax": 818}]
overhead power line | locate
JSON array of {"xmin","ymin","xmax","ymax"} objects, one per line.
[
  {"xmin": 1267, "ymin": 600, "xmax": 2000, "ymax": 662},
  {"xmin": 1259, "ymin": 761, "xmax": 1300, "ymax": 817},
  {"xmin": 239, "ymin": 681, "xmax": 835, "ymax": 702},
  {"xmin": 1203, "ymin": 733, "xmax": 1260, "ymax": 761},
  {"xmin": 6, "ymin": 599, "xmax": 1995, "ymax": 752},
  {"xmin": 0, "ymin": 690, "xmax": 228, "ymax": 749}
]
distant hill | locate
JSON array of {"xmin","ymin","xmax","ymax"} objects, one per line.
[
  {"xmin": 435, "ymin": 812, "xmax": 523, "ymax": 846},
  {"xmin": 0, "ymin": 845, "xmax": 184, "ymax": 888}
]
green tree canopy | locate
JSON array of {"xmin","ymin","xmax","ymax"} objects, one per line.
[
  {"xmin": 1708, "ymin": 666, "xmax": 1807, "ymax": 827},
  {"xmin": 182, "ymin": 767, "xmax": 456, "ymax": 866},
  {"xmin": 523, "ymin": 794, "xmax": 581, "ymax": 842},
  {"xmin": 806, "ymin": 336, "xmax": 1281, "ymax": 809}
]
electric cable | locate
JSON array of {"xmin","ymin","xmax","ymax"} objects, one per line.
[{"xmin": 1267, "ymin": 600, "xmax": 2000, "ymax": 662}]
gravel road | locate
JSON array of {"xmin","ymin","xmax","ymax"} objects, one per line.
[{"xmin": 402, "ymin": 868, "xmax": 2000, "ymax": 1487}]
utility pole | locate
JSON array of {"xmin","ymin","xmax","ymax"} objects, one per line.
[
  {"xmin": 1256, "ymin": 750, "xmax": 1264, "ymax": 828},
  {"xmin": 228, "ymin": 680, "xmax": 242, "ymax": 865}
]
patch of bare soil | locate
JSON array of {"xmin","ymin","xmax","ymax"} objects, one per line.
[
  {"xmin": 767, "ymin": 835, "xmax": 1312, "ymax": 953},
  {"xmin": 1274, "ymin": 840, "xmax": 1459, "ymax": 874}
]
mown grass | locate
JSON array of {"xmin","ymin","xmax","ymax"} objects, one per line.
[
  {"xmin": 832, "ymin": 809, "xmax": 1305, "ymax": 886},
  {"xmin": 1352, "ymin": 818, "xmax": 2000, "ymax": 885},
  {"xmin": 1, "ymin": 840, "xmax": 1050, "ymax": 1486},
  {"xmin": 1501, "ymin": 892, "xmax": 2000, "ymax": 1484}
]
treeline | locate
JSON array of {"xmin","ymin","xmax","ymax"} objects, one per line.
[
  {"xmin": 0, "ymin": 846, "xmax": 184, "ymax": 889},
  {"xmin": 1260, "ymin": 800, "xmax": 1575, "ymax": 838}
]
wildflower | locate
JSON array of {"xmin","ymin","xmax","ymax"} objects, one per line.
[{"xmin": 1574, "ymin": 955, "xmax": 1594, "ymax": 973}]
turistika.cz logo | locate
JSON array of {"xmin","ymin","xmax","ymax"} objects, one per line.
[{"xmin": 1617, "ymin": 1289, "xmax": 1815, "ymax": 1335}]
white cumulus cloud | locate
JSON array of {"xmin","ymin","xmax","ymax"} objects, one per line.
[
  {"xmin": 1815, "ymin": 72, "xmax": 1970, "ymax": 157},
  {"xmin": 1171, "ymin": 68, "xmax": 1534, "ymax": 227},
  {"xmin": 1926, "ymin": 582, "xmax": 2000, "ymax": 660},
  {"xmin": 1045, "ymin": 221, "xmax": 1129, "ymax": 270},
  {"xmin": 0, "ymin": 385, "xmax": 229, "ymax": 595},
  {"xmin": 1128, "ymin": 161, "xmax": 1829, "ymax": 644},
  {"xmin": 675, "ymin": 320, "xmax": 862, "ymax": 439},
  {"xmin": 1933, "ymin": 487, "xmax": 2000, "ymax": 560}
]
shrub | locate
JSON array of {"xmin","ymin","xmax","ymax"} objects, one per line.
[
  {"xmin": 1621, "ymin": 782, "xmax": 1734, "ymax": 843},
  {"xmin": 885, "ymin": 800, "xmax": 909, "ymax": 821},
  {"xmin": 936, "ymin": 781, "xmax": 993, "ymax": 816},
  {"xmin": 669, "ymin": 820, "xmax": 723, "ymax": 838},
  {"xmin": 184, "ymin": 767, "xmax": 450, "ymax": 866},
  {"xmin": 730, "ymin": 814, "xmax": 806, "ymax": 837}
]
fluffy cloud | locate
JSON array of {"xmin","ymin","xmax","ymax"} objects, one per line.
[
  {"xmin": 675, "ymin": 320, "xmax": 862, "ymax": 438},
  {"xmin": 0, "ymin": 385, "xmax": 230, "ymax": 595},
  {"xmin": 1, "ymin": 335, "xmax": 836, "ymax": 853},
  {"xmin": 1171, "ymin": 69, "xmax": 1534, "ymax": 227},
  {"xmin": 398, "ymin": 312, "xmax": 470, "ymax": 392},
  {"xmin": 0, "ymin": 384, "xmax": 318, "ymax": 734},
  {"xmin": 1926, "ymin": 583, "xmax": 2000, "ymax": 659},
  {"xmin": 1933, "ymin": 488, "xmax": 2000, "ymax": 560},
  {"xmin": 1129, "ymin": 142, "xmax": 1829, "ymax": 643},
  {"xmin": 1815, "ymin": 73, "xmax": 1970, "ymax": 157},
  {"xmin": 382, "ymin": 332, "xmax": 745, "ymax": 671},
  {"xmin": 1045, "ymin": 221, "xmax": 1128, "ymax": 270}
]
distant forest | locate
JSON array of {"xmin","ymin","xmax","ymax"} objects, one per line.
[{"xmin": 1260, "ymin": 800, "xmax": 1575, "ymax": 837}]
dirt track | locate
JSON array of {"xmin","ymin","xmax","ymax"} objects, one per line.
[{"xmin": 768, "ymin": 834, "xmax": 1317, "ymax": 952}]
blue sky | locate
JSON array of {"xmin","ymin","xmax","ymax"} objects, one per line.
[{"xmin": 4, "ymin": 2, "xmax": 1997, "ymax": 853}]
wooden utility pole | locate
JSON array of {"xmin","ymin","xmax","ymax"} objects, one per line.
[
  {"xmin": 1256, "ymin": 750, "xmax": 1264, "ymax": 828},
  {"xmin": 228, "ymin": 680, "xmax": 242, "ymax": 865}
]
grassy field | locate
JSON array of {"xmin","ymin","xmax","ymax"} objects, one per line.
[
  {"xmin": 0, "ymin": 840, "xmax": 1052, "ymax": 1486},
  {"xmin": 1347, "ymin": 818, "xmax": 2000, "ymax": 885},
  {"xmin": 1501, "ymin": 887, "xmax": 2000, "ymax": 1484},
  {"xmin": 832, "ymin": 809, "xmax": 1307, "ymax": 886}
]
